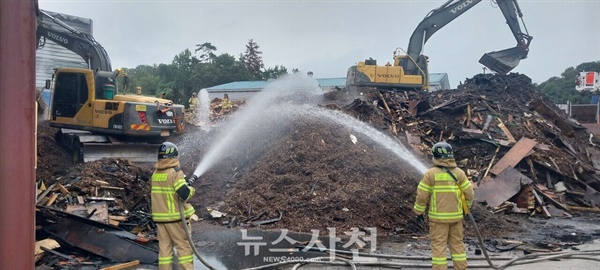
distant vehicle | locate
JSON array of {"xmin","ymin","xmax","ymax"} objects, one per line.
[
  {"xmin": 37, "ymin": 10, "xmax": 185, "ymax": 163},
  {"xmin": 576, "ymin": 71, "xmax": 600, "ymax": 92},
  {"xmin": 347, "ymin": 0, "xmax": 533, "ymax": 91}
]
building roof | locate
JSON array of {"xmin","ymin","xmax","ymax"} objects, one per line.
[
  {"xmin": 206, "ymin": 81, "xmax": 267, "ymax": 91},
  {"xmin": 205, "ymin": 74, "xmax": 448, "ymax": 92},
  {"xmin": 317, "ymin": 78, "xmax": 346, "ymax": 87}
]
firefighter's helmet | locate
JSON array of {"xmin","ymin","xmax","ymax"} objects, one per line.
[
  {"xmin": 431, "ymin": 142, "xmax": 453, "ymax": 159},
  {"xmin": 158, "ymin": 142, "xmax": 179, "ymax": 159}
]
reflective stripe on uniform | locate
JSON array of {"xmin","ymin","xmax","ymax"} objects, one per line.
[
  {"xmin": 418, "ymin": 182, "xmax": 433, "ymax": 192},
  {"xmin": 434, "ymin": 172, "xmax": 457, "ymax": 181},
  {"xmin": 158, "ymin": 256, "xmax": 173, "ymax": 265},
  {"xmin": 460, "ymin": 180, "xmax": 471, "ymax": 190},
  {"xmin": 432, "ymin": 256, "xmax": 447, "ymax": 265},
  {"xmin": 428, "ymin": 210, "xmax": 463, "ymax": 220},
  {"xmin": 151, "ymin": 171, "xmax": 196, "ymax": 222},
  {"xmin": 427, "ymin": 171, "xmax": 464, "ymax": 219},
  {"xmin": 414, "ymin": 203, "xmax": 426, "ymax": 212},
  {"xmin": 178, "ymin": 254, "xmax": 194, "ymax": 264},
  {"xmin": 451, "ymin": 253, "xmax": 467, "ymax": 262},
  {"xmin": 152, "ymin": 186, "xmax": 174, "ymax": 193},
  {"xmin": 153, "ymin": 173, "xmax": 168, "ymax": 181},
  {"xmin": 173, "ymin": 178, "xmax": 187, "ymax": 190}
]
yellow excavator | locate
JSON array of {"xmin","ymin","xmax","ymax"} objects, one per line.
[
  {"xmin": 37, "ymin": 10, "xmax": 185, "ymax": 163},
  {"xmin": 347, "ymin": 0, "xmax": 533, "ymax": 90}
]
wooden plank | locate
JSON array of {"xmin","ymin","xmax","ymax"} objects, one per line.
[
  {"xmin": 45, "ymin": 193, "xmax": 58, "ymax": 206},
  {"xmin": 99, "ymin": 260, "xmax": 140, "ymax": 270},
  {"xmin": 482, "ymin": 146, "xmax": 500, "ymax": 179},
  {"xmin": 77, "ymin": 196, "xmax": 85, "ymax": 204},
  {"xmin": 405, "ymin": 131, "xmax": 422, "ymax": 155},
  {"xmin": 475, "ymin": 166, "xmax": 533, "ymax": 207},
  {"xmin": 497, "ymin": 118, "xmax": 517, "ymax": 143},
  {"xmin": 490, "ymin": 137, "xmax": 537, "ymax": 175},
  {"xmin": 108, "ymin": 220, "xmax": 120, "ymax": 226},
  {"xmin": 531, "ymin": 186, "xmax": 551, "ymax": 217},
  {"xmin": 35, "ymin": 238, "xmax": 60, "ymax": 262},
  {"xmin": 57, "ymin": 183, "xmax": 69, "ymax": 195},
  {"xmin": 36, "ymin": 183, "xmax": 57, "ymax": 204},
  {"xmin": 567, "ymin": 206, "xmax": 600, "ymax": 213},
  {"xmin": 108, "ymin": 215, "xmax": 128, "ymax": 221},
  {"xmin": 533, "ymin": 186, "xmax": 569, "ymax": 211},
  {"xmin": 462, "ymin": 128, "xmax": 483, "ymax": 134}
]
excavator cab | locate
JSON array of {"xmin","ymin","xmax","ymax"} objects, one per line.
[{"xmin": 479, "ymin": 45, "xmax": 529, "ymax": 75}]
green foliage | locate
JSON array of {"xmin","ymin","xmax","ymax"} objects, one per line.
[
  {"xmin": 123, "ymin": 40, "xmax": 290, "ymax": 105},
  {"xmin": 538, "ymin": 61, "xmax": 600, "ymax": 104},
  {"xmin": 194, "ymin": 42, "xmax": 217, "ymax": 63},
  {"xmin": 262, "ymin": 65, "xmax": 288, "ymax": 80},
  {"xmin": 243, "ymin": 39, "xmax": 265, "ymax": 80},
  {"xmin": 125, "ymin": 46, "xmax": 253, "ymax": 106}
]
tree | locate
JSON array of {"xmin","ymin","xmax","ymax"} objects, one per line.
[
  {"xmin": 243, "ymin": 39, "xmax": 264, "ymax": 79},
  {"xmin": 262, "ymin": 65, "xmax": 288, "ymax": 80},
  {"xmin": 538, "ymin": 61, "xmax": 600, "ymax": 104},
  {"xmin": 194, "ymin": 42, "xmax": 217, "ymax": 63}
]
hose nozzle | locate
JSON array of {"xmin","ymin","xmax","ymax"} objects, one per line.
[{"xmin": 187, "ymin": 174, "xmax": 199, "ymax": 185}]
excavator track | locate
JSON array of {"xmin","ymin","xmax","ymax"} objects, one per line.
[{"xmin": 56, "ymin": 129, "xmax": 161, "ymax": 163}]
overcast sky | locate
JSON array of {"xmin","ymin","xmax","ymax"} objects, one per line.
[{"xmin": 38, "ymin": 0, "xmax": 599, "ymax": 88}]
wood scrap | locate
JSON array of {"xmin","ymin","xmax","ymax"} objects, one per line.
[
  {"xmin": 497, "ymin": 117, "xmax": 516, "ymax": 143},
  {"xmin": 35, "ymin": 238, "xmax": 60, "ymax": 262},
  {"xmin": 490, "ymin": 138, "xmax": 537, "ymax": 175},
  {"xmin": 99, "ymin": 260, "xmax": 140, "ymax": 270},
  {"xmin": 36, "ymin": 183, "xmax": 57, "ymax": 204},
  {"xmin": 530, "ymin": 186, "xmax": 551, "ymax": 217}
]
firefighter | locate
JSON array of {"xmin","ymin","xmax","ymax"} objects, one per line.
[
  {"xmin": 151, "ymin": 142, "xmax": 196, "ymax": 270},
  {"xmin": 221, "ymin": 93, "xmax": 232, "ymax": 113},
  {"xmin": 413, "ymin": 142, "xmax": 474, "ymax": 270},
  {"xmin": 188, "ymin": 92, "xmax": 199, "ymax": 110}
]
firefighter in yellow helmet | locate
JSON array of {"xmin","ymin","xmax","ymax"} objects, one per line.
[
  {"xmin": 151, "ymin": 142, "xmax": 196, "ymax": 270},
  {"xmin": 221, "ymin": 93, "xmax": 232, "ymax": 113},
  {"xmin": 414, "ymin": 142, "xmax": 474, "ymax": 270},
  {"xmin": 188, "ymin": 92, "xmax": 199, "ymax": 110}
]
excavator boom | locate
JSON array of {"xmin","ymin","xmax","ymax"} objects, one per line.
[{"xmin": 347, "ymin": 0, "xmax": 533, "ymax": 90}]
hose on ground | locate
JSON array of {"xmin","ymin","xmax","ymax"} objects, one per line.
[
  {"xmin": 179, "ymin": 202, "xmax": 217, "ymax": 270},
  {"xmin": 292, "ymin": 257, "xmax": 357, "ymax": 270}
]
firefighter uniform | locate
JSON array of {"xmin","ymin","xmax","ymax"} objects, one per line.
[
  {"xmin": 151, "ymin": 143, "xmax": 196, "ymax": 270},
  {"xmin": 188, "ymin": 93, "xmax": 199, "ymax": 109},
  {"xmin": 414, "ymin": 155, "xmax": 474, "ymax": 270}
]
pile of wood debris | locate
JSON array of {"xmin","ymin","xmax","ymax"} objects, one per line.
[{"xmin": 372, "ymin": 73, "xmax": 600, "ymax": 217}]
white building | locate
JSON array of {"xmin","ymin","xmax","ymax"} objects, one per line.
[{"xmin": 36, "ymin": 11, "xmax": 93, "ymax": 90}]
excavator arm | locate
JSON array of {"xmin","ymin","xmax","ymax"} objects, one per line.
[
  {"xmin": 36, "ymin": 9, "xmax": 112, "ymax": 72},
  {"xmin": 404, "ymin": 0, "xmax": 532, "ymax": 75}
]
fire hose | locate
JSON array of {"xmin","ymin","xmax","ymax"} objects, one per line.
[
  {"xmin": 178, "ymin": 174, "xmax": 217, "ymax": 270},
  {"xmin": 178, "ymin": 201, "xmax": 217, "ymax": 270}
]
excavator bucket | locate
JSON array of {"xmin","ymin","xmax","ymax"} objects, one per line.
[
  {"xmin": 479, "ymin": 46, "xmax": 529, "ymax": 75},
  {"xmin": 82, "ymin": 142, "xmax": 161, "ymax": 163}
]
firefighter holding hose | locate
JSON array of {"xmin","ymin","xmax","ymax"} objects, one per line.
[
  {"xmin": 413, "ymin": 142, "xmax": 474, "ymax": 270},
  {"xmin": 151, "ymin": 142, "xmax": 196, "ymax": 270}
]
